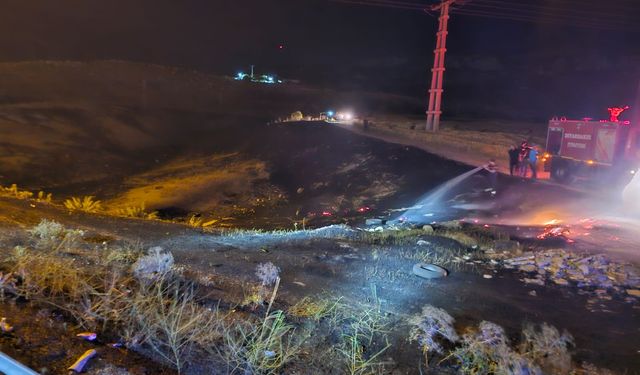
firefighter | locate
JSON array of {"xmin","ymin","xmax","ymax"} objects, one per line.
[
  {"xmin": 528, "ymin": 145, "xmax": 539, "ymax": 179},
  {"xmin": 508, "ymin": 145, "xmax": 519, "ymax": 176},
  {"xmin": 518, "ymin": 141, "xmax": 530, "ymax": 178}
]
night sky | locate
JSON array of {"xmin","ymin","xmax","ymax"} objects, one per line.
[{"xmin": 1, "ymin": 0, "xmax": 638, "ymax": 120}]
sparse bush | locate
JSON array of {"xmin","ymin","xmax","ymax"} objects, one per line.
[
  {"xmin": 409, "ymin": 304, "xmax": 459, "ymax": 364},
  {"xmin": 64, "ymin": 196, "xmax": 102, "ymax": 213},
  {"xmin": 132, "ymin": 247, "xmax": 174, "ymax": 281}
]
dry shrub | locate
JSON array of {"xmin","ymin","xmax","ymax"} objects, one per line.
[
  {"xmin": 451, "ymin": 321, "xmax": 540, "ymax": 375},
  {"xmin": 520, "ymin": 323, "xmax": 574, "ymax": 374},
  {"xmin": 11, "ymin": 247, "xmax": 91, "ymax": 301},
  {"xmin": 127, "ymin": 278, "xmax": 221, "ymax": 373},
  {"xmin": 105, "ymin": 241, "xmax": 145, "ymax": 265}
]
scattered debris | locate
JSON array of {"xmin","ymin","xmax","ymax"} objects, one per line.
[
  {"xmin": 505, "ymin": 250, "xmax": 640, "ymax": 294},
  {"xmin": 528, "ymin": 290, "xmax": 537, "ymax": 297},
  {"xmin": 76, "ymin": 332, "xmax": 97, "ymax": 341},
  {"xmin": 483, "ymin": 274, "xmax": 493, "ymax": 279},
  {"xmin": 365, "ymin": 218, "xmax": 384, "ymax": 226},
  {"xmin": 627, "ymin": 289, "xmax": 640, "ymax": 297},
  {"xmin": 416, "ymin": 240, "xmax": 430, "ymax": 246},
  {"xmin": 0, "ymin": 317, "xmax": 13, "ymax": 333},
  {"xmin": 68, "ymin": 349, "xmax": 97, "ymax": 373}
]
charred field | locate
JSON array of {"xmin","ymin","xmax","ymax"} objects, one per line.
[{"xmin": 0, "ymin": 61, "xmax": 638, "ymax": 374}]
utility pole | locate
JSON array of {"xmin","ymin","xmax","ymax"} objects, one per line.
[{"xmin": 426, "ymin": 0, "xmax": 457, "ymax": 132}]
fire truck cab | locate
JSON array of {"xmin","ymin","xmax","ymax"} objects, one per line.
[{"xmin": 545, "ymin": 116, "xmax": 640, "ymax": 184}]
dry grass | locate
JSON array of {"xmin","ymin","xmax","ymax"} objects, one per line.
[
  {"xmin": 221, "ymin": 309, "xmax": 302, "ymax": 374},
  {"xmin": 0, "ymin": 184, "xmax": 34, "ymax": 200},
  {"xmin": 114, "ymin": 204, "xmax": 158, "ymax": 220},
  {"xmin": 335, "ymin": 306, "xmax": 391, "ymax": 375},
  {"xmin": 288, "ymin": 296, "xmax": 342, "ymax": 321}
]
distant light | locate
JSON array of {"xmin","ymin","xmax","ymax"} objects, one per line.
[
  {"xmin": 235, "ymin": 72, "xmax": 245, "ymax": 80},
  {"xmin": 278, "ymin": 44, "xmax": 284, "ymax": 50},
  {"xmin": 327, "ymin": 111, "xmax": 334, "ymax": 117},
  {"xmin": 587, "ymin": 160, "xmax": 594, "ymax": 165},
  {"xmin": 344, "ymin": 113, "xmax": 353, "ymax": 120}
]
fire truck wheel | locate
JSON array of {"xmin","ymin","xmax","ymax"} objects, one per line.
[{"xmin": 551, "ymin": 162, "xmax": 573, "ymax": 183}]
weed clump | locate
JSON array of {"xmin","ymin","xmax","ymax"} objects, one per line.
[
  {"xmin": 409, "ymin": 304, "xmax": 459, "ymax": 362},
  {"xmin": 132, "ymin": 247, "xmax": 174, "ymax": 281},
  {"xmin": 255, "ymin": 262, "xmax": 280, "ymax": 286},
  {"xmin": 28, "ymin": 219, "xmax": 84, "ymax": 251}
]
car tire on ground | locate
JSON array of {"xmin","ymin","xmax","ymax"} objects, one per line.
[{"xmin": 412, "ymin": 263, "xmax": 448, "ymax": 279}]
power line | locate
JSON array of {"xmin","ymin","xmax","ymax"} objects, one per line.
[
  {"xmin": 330, "ymin": 0, "xmax": 640, "ymax": 32},
  {"xmin": 466, "ymin": 1, "xmax": 634, "ymax": 24}
]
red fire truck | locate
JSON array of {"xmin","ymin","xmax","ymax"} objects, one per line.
[{"xmin": 545, "ymin": 108, "xmax": 639, "ymax": 184}]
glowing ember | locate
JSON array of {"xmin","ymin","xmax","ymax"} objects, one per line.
[
  {"xmin": 357, "ymin": 206, "xmax": 371, "ymax": 213},
  {"xmin": 543, "ymin": 219, "xmax": 562, "ymax": 225},
  {"xmin": 321, "ymin": 211, "xmax": 332, "ymax": 217},
  {"xmin": 537, "ymin": 225, "xmax": 570, "ymax": 240}
]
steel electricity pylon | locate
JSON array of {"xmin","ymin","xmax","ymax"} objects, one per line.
[{"xmin": 425, "ymin": 0, "xmax": 459, "ymax": 132}]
